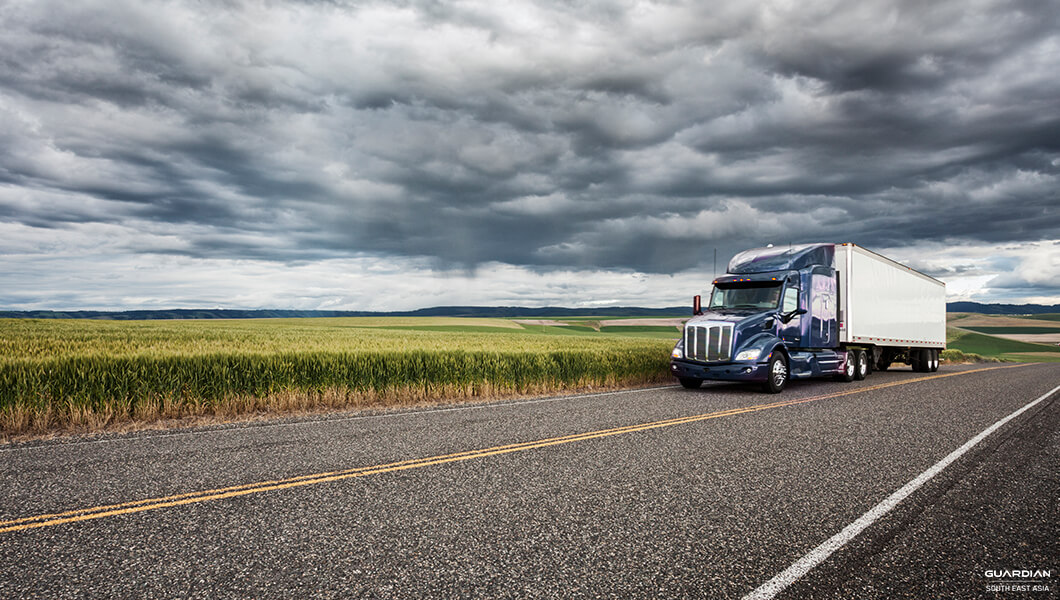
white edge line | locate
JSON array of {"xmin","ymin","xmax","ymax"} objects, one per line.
[
  {"xmin": 742, "ymin": 381, "xmax": 1060, "ymax": 600},
  {"xmin": 0, "ymin": 384, "xmax": 679, "ymax": 453}
]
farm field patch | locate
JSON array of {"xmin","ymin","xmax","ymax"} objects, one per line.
[
  {"xmin": 962, "ymin": 326, "xmax": 1060, "ymax": 335},
  {"xmin": 1016, "ymin": 313, "xmax": 1060, "ymax": 321},
  {"xmin": 947, "ymin": 312, "xmax": 1060, "ymax": 328},
  {"xmin": 946, "ymin": 327, "xmax": 1057, "ymax": 357},
  {"xmin": 0, "ymin": 317, "xmax": 674, "ymax": 438},
  {"xmin": 948, "ymin": 312, "xmax": 1060, "ymax": 348},
  {"xmin": 1000, "ymin": 352, "xmax": 1060, "ymax": 362}
]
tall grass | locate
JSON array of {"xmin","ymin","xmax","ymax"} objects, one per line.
[{"xmin": 0, "ymin": 318, "xmax": 674, "ymax": 437}]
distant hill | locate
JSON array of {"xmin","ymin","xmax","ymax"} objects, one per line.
[
  {"xmin": 0, "ymin": 306, "xmax": 691, "ymax": 320},
  {"xmin": 946, "ymin": 302, "xmax": 1060, "ymax": 315},
  {"xmin": 2, "ymin": 302, "xmax": 1057, "ymax": 320}
]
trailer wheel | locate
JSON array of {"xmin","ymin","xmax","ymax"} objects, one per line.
[
  {"xmin": 854, "ymin": 349, "xmax": 869, "ymax": 380},
  {"xmin": 912, "ymin": 348, "xmax": 931, "ymax": 372},
  {"xmin": 929, "ymin": 349, "xmax": 940, "ymax": 372},
  {"xmin": 920, "ymin": 348, "xmax": 934, "ymax": 373},
  {"xmin": 678, "ymin": 377, "xmax": 703, "ymax": 389},
  {"xmin": 762, "ymin": 353, "xmax": 788, "ymax": 393},
  {"xmin": 834, "ymin": 350, "xmax": 856, "ymax": 382}
]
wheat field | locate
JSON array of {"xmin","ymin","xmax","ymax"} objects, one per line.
[{"xmin": 0, "ymin": 318, "xmax": 675, "ymax": 438}]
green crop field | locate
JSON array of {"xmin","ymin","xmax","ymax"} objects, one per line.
[
  {"xmin": 962, "ymin": 326, "xmax": 1060, "ymax": 334},
  {"xmin": 598, "ymin": 325, "xmax": 682, "ymax": 337},
  {"xmin": 1017, "ymin": 313, "xmax": 1060, "ymax": 322},
  {"xmin": 0, "ymin": 317, "xmax": 677, "ymax": 437},
  {"xmin": 946, "ymin": 327, "xmax": 1056, "ymax": 356}
]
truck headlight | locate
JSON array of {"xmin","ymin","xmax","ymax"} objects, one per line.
[
  {"xmin": 734, "ymin": 349, "xmax": 761, "ymax": 361},
  {"xmin": 671, "ymin": 340, "xmax": 684, "ymax": 359}
]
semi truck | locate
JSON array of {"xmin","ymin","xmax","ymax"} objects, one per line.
[{"xmin": 669, "ymin": 243, "xmax": 946, "ymax": 393}]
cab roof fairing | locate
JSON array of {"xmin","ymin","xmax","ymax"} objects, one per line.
[
  {"xmin": 727, "ymin": 243, "xmax": 836, "ymax": 274},
  {"xmin": 713, "ymin": 272, "xmax": 788, "ymax": 285}
]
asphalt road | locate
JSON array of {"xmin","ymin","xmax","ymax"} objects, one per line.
[{"xmin": 1, "ymin": 362, "xmax": 1057, "ymax": 599}]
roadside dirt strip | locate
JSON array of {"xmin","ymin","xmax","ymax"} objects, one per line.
[{"xmin": 1, "ymin": 363, "xmax": 1057, "ymax": 598}]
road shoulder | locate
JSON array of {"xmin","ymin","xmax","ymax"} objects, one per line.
[{"xmin": 778, "ymin": 391, "xmax": 1059, "ymax": 599}]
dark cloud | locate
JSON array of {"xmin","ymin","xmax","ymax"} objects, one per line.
[{"xmin": 1, "ymin": 0, "xmax": 1058, "ymax": 308}]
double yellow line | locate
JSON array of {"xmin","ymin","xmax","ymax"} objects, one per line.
[{"xmin": 0, "ymin": 365, "xmax": 1023, "ymax": 534}]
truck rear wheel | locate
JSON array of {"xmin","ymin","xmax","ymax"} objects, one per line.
[
  {"xmin": 678, "ymin": 377, "xmax": 703, "ymax": 389},
  {"xmin": 854, "ymin": 349, "xmax": 869, "ymax": 380},
  {"xmin": 762, "ymin": 353, "xmax": 788, "ymax": 393},
  {"xmin": 929, "ymin": 349, "xmax": 940, "ymax": 372},
  {"xmin": 834, "ymin": 350, "xmax": 856, "ymax": 382}
]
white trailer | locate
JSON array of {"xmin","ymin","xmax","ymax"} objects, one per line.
[
  {"xmin": 837, "ymin": 243, "xmax": 946, "ymax": 348},
  {"xmin": 836, "ymin": 243, "xmax": 946, "ymax": 372}
]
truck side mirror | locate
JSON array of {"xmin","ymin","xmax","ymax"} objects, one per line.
[{"xmin": 693, "ymin": 295, "xmax": 703, "ymax": 316}]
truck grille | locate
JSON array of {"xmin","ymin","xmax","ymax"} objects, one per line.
[{"xmin": 684, "ymin": 323, "xmax": 734, "ymax": 362}]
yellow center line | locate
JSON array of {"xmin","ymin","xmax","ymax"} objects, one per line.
[{"xmin": 0, "ymin": 364, "xmax": 1026, "ymax": 534}]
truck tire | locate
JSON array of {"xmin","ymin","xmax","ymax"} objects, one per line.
[
  {"xmin": 929, "ymin": 349, "xmax": 940, "ymax": 372},
  {"xmin": 923, "ymin": 349, "xmax": 934, "ymax": 372},
  {"xmin": 834, "ymin": 350, "xmax": 856, "ymax": 382},
  {"xmin": 762, "ymin": 353, "xmax": 788, "ymax": 393},
  {"xmin": 678, "ymin": 377, "xmax": 703, "ymax": 389},
  {"xmin": 909, "ymin": 349, "xmax": 920, "ymax": 372},
  {"xmin": 920, "ymin": 348, "xmax": 934, "ymax": 373},
  {"xmin": 854, "ymin": 349, "xmax": 869, "ymax": 380}
]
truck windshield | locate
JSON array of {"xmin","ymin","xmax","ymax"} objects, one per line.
[{"xmin": 709, "ymin": 282, "xmax": 782, "ymax": 310}]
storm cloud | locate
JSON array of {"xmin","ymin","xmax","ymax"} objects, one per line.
[{"xmin": 1, "ymin": 0, "xmax": 1058, "ymax": 309}]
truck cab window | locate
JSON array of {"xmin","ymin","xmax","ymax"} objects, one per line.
[
  {"xmin": 782, "ymin": 286, "xmax": 799, "ymax": 313},
  {"xmin": 709, "ymin": 282, "xmax": 783, "ymax": 310}
]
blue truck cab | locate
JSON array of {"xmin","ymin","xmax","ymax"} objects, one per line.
[{"xmin": 670, "ymin": 243, "xmax": 852, "ymax": 393}]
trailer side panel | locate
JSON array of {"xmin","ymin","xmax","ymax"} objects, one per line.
[{"xmin": 840, "ymin": 244, "xmax": 946, "ymax": 348}]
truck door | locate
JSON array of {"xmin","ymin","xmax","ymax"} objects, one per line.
[
  {"xmin": 807, "ymin": 268, "xmax": 837, "ymax": 348},
  {"xmin": 779, "ymin": 283, "xmax": 801, "ymax": 346}
]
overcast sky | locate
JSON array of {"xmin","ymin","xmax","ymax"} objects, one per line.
[{"xmin": 1, "ymin": 0, "xmax": 1058, "ymax": 310}]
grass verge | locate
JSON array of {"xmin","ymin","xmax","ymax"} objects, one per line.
[
  {"xmin": 940, "ymin": 349, "xmax": 1002, "ymax": 364},
  {"xmin": 0, "ymin": 374, "xmax": 671, "ymax": 443}
]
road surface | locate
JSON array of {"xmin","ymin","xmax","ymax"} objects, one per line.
[{"xmin": 1, "ymin": 362, "xmax": 1057, "ymax": 598}]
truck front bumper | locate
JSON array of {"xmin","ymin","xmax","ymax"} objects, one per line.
[{"xmin": 670, "ymin": 358, "xmax": 768, "ymax": 383}]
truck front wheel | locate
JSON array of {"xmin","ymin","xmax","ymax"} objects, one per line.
[
  {"xmin": 762, "ymin": 353, "xmax": 788, "ymax": 394},
  {"xmin": 678, "ymin": 377, "xmax": 703, "ymax": 389}
]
